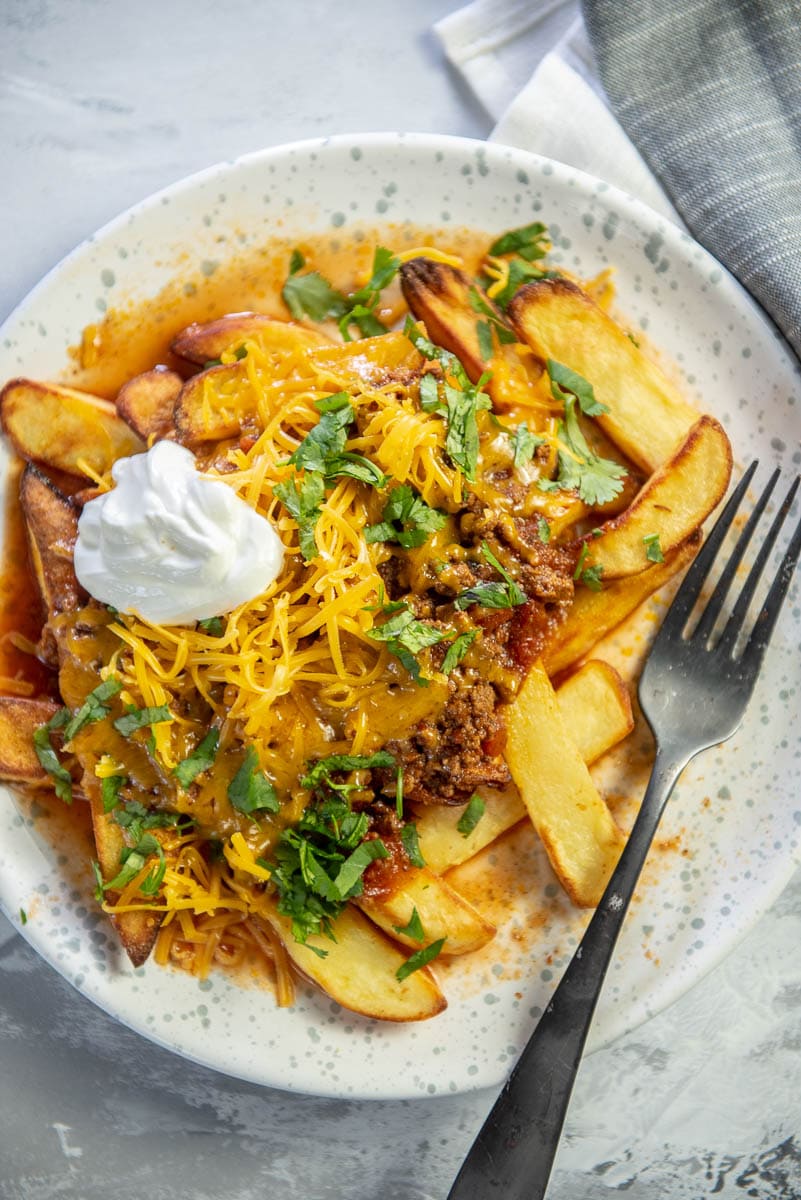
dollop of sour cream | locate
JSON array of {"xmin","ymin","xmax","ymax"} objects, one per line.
[{"xmin": 74, "ymin": 441, "xmax": 284, "ymax": 625}]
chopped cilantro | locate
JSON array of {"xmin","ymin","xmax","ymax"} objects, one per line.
[
  {"xmin": 364, "ymin": 484, "xmax": 447, "ymax": 549},
  {"xmin": 274, "ymin": 471, "xmax": 325, "ymax": 561},
  {"xmin": 454, "ymin": 542, "xmax": 527, "ymax": 611},
  {"xmin": 512, "ymin": 422, "xmax": 543, "ymax": 468},
  {"xmin": 440, "ymin": 629, "xmax": 478, "ymax": 674},
  {"xmin": 173, "ymin": 728, "xmax": 220, "ymax": 788},
  {"xmin": 63, "ymin": 678, "xmax": 122, "ymax": 743},
  {"xmin": 476, "ymin": 319, "xmax": 494, "ymax": 362},
  {"xmin": 538, "ymin": 391, "xmax": 627, "ymax": 507},
  {"xmin": 101, "ymin": 773, "xmax": 126, "ymax": 813},
  {"xmin": 574, "ymin": 544, "xmax": 604, "ymax": 591},
  {"xmin": 113, "ymin": 704, "xmax": 173, "ymax": 738},
  {"xmin": 227, "ymin": 746, "xmax": 280, "ymax": 815},
  {"xmin": 19, "ymin": 907, "xmax": 27, "ymax": 925},
  {"xmin": 332, "ymin": 838, "xmax": 389, "ymax": 896},
  {"xmin": 366, "ymin": 602, "xmax": 449, "ymax": 684},
  {"xmin": 401, "ymin": 821, "xmax": 425, "ymax": 868},
  {"xmin": 489, "ymin": 222, "xmax": 549, "ymax": 261},
  {"xmin": 197, "ymin": 616, "xmax": 224, "ymax": 636},
  {"xmin": 456, "ymin": 794, "xmax": 486, "ymax": 837},
  {"xmin": 32, "ymin": 708, "xmax": 72, "ymax": 804},
  {"xmin": 393, "ymin": 906, "xmax": 425, "ymax": 943},
  {"xmin": 114, "ymin": 799, "xmax": 191, "ymax": 846},
  {"xmin": 489, "ymin": 257, "xmax": 559, "ymax": 310},
  {"xmin": 95, "ymin": 831, "xmax": 166, "ymax": 899},
  {"xmin": 324, "ymin": 451, "xmax": 389, "ymax": 488},
  {"xmin": 418, "ymin": 372, "xmax": 443, "ymax": 413},
  {"xmin": 547, "ymin": 359, "xmax": 607, "ymax": 417},
  {"xmin": 396, "ymin": 937, "xmax": 446, "ymax": 981},
  {"xmin": 301, "ymin": 751, "xmax": 395, "ymax": 794},
  {"xmin": 288, "ymin": 397, "xmax": 354, "ymax": 473},
  {"xmin": 538, "ymin": 518, "xmax": 551, "ymax": 544},
  {"xmin": 468, "ymin": 286, "xmax": 517, "ymax": 360},
  {"xmin": 643, "ymin": 532, "xmax": 665, "ymax": 563},
  {"xmin": 282, "ymin": 255, "xmax": 348, "ymax": 323},
  {"xmin": 338, "ymin": 246, "xmax": 400, "ymax": 341}
]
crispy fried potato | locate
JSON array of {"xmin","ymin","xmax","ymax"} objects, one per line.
[
  {"xmin": 581, "ymin": 416, "xmax": 732, "ymax": 579},
  {"xmin": 505, "ymin": 661, "xmax": 626, "ymax": 907},
  {"xmin": 20, "ymin": 466, "xmax": 84, "ymax": 662},
  {"xmin": 415, "ymin": 660, "xmax": 633, "ymax": 874},
  {"xmin": 0, "ymin": 696, "xmax": 60, "ymax": 782},
  {"xmin": 400, "ymin": 257, "xmax": 548, "ymax": 415},
  {"xmin": 545, "ymin": 531, "xmax": 702, "ymax": 677},
  {"xmin": 89, "ymin": 793, "xmax": 162, "ymax": 968},
  {"xmin": 171, "ymin": 313, "xmax": 332, "ymax": 364},
  {"xmin": 116, "ymin": 367, "xmax": 181, "ymax": 441},
  {"xmin": 358, "ymin": 865, "xmax": 496, "ymax": 955},
  {"xmin": 509, "ymin": 278, "xmax": 699, "ymax": 472},
  {"xmin": 1, "ymin": 378, "xmax": 143, "ymax": 478},
  {"xmin": 260, "ymin": 897, "xmax": 447, "ymax": 1021}
]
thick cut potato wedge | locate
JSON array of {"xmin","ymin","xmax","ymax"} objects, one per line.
[
  {"xmin": 116, "ymin": 367, "xmax": 181, "ymax": 441},
  {"xmin": 0, "ymin": 696, "xmax": 61, "ymax": 782},
  {"xmin": 415, "ymin": 659, "xmax": 633, "ymax": 874},
  {"xmin": 1, "ymin": 379, "xmax": 143, "ymax": 478},
  {"xmin": 544, "ymin": 532, "xmax": 702, "ymax": 677},
  {"xmin": 260, "ymin": 897, "xmax": 447, "ymax": 1021},
  {"xmin": 358, "ymin": 865, "xmax": 496, "ymax": 955},
  {"xmin": 400, "ymin": 257, "xmax": 548, "ymax": 415},
  {"xmin": 171, "ymin": 313, "xmax": 331, "ymax": 364},
  {"xmin": 20, "ymin": 466, "xmax": 84, "ymax": 662},
  {"xmin": 509, "ymin": 278, "xmax": 699, "ymax": 472},
  {"xmin": 89, "ymin": 793, "xmax": 162, "ymax": 968},
  {"xmin": 581, "ymin": 416, "xmax": 732, "ymax": 580},
  {"xmin": 505, "ymin": 661, "xmax": 626, "ymax": 906}
]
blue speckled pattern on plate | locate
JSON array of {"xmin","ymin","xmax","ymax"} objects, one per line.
[{"xmin": 0, "ymin": 132, "xmax": 799, "ymax": 1100}]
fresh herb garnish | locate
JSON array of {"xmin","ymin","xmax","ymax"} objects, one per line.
[
  {"xmin": 113, "ymin": 799, "xmax": 191, "ymax": 845},
  {"xmin": 393, "ymin": 906, "xmax": 425, "ymax": 943},
  {"xmin": 366, "ymin": 602, "xmax": 449, "ymax": 684},
  {"xmin": 32, "ymin": 708, "xmax": 72, "ymax": 803},
  {"xmin": 401, "ymin": 821, "xmax": 425, "ymax": 868},
  {"xmin": 573, "ymin": 543, "xmax": 604, "ymax": 591},
  {"xmin": 227, "ymin": 745, "xmax": 280, "ymax": 815},
  {"xmin": 101, "ymin": 773, "xmax": 126, "ymax": 813},
  {"xmin": 405, "ymin": 319, "xmax": 492, "ymax": 483},
  {"xmin": 197, "ymin": 616, "xmax": 224, "ymax": 636},
  {"xmin": 454, "ymin": 542, "xmax": 528, "ymax": 611},
  {"xmin": 364, "ymin": 484, "xmax": 447, "ymax": 549},
  {"xmin": 173, "ymin": 728, "xmax": 220, "ymax": 788},
  {"xmin": 512, "ymin": 422, "xmax": 543, "ymax": 468},
  {"xmin": 94, "ymin": 831, "xmax": 166, "ymax": 899},
  {"xmin": 547, "ymin": 359, "xmax": 607, "ymax": 417},
  {"xmin": 113, "ymin": 704, "xmax": 173, "ymax": 738},
  {"xmin": 63, "ymin": 677, "xmax": 122, "ymax": 743},
  {"xmin": 489, "ymin": 257, "xmax": 559, "ymax": 310},
  {"xmin": 489, "ymin": 222, "xmax": 550, "ymax": 261},
  {"xmin": 273, "ymin": 471, "xmax": 325, "ymax": 562},
  {"xmin": 456, "ymin": 794, "xmax": 486, "ymax": 837},
  {"xmin": 288, "ymin": 395, "xmax": 354, "ymax": 473},
  {"xmin": 332, "ymin": 838, "xmax": 389, "ymax": 897},
  {"xmin": 396, "ymin": 937, "xmax": 446, "ymax": 981},
  {"xmin": 538, "ymin": 517, "xmax": 551, "ymax": 543},
  {"xmin": 338, "ymin": 246, "xmax": 400, "ymax": 341},
  {"xmin": 282, "ymin": 254, "xmax": 348, "ymax": 323},
  {"xmin": 301, "ymin": 751, "xmax": 395, "ymax": 795},
  {"xmin": 537, "ymin": 363, "xmax": 627, "ymax": 507},
  {"xmin": 440, "ymin": 629, "xmax": 478, "ymax": 674},
  {"xmin": 468, "ymin": 286, "xmax": 517, "ymax": 361},
  {"xmin": 643, "ymin": 532, "xmax": 665, "ymax": 563},
  {"xmin": 19, "ymin": 907, "xmax": 27, "ymax": 925}
]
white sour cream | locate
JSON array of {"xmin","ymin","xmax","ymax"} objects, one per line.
[{"xmin": 74, "ymin": 441, "xmax": 284, "ymax": 625}]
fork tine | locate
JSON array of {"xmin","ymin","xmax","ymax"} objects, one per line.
[
  {"xmin": 657, "ymin": 461, "xmax": 758, "ymax": 637},
  {"xmin": 718, "ymin": 475, "xmax": 801, "ymax": 657},
  {"xmin": 693, "ymin": 467, "xmax": 781, "ymax": 644},
  {"xmin": 733, "ymin": 482, "xmax": 801, "ymax": 668}
]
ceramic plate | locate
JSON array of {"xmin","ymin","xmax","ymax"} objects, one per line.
[{"xmin": 1, "ymin": 133, "xmax": 799, "ymax": 1099}]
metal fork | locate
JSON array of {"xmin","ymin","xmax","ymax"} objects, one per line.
[{"xmin": 448, "ymin": 462, "xmax": 801, "ymax": 1200}]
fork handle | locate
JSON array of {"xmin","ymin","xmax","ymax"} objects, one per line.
[{"xmin": 447, "ymin": 747, "xmax": 685, "ymax": 1200}]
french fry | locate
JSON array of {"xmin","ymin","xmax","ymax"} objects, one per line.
[
  {"xmin": 0, "ymin": 696, "xmax": 61, "ymax": 782},
  {"xmin": 116, "ymin": 367, "xmax": 181, "ymax": 441},
  {"xmin": 509, "ymin": 278, "xmax": 699, "ymax": 472},
  {"xmin": 260, "ymin": 897, "xmax": 447, "ymax": 1022},
  {"xmin": 505, "ymin": 660, "xmax": 626, "ymax": 906},
  {"xmin": 171, "ymin": 314, "xmax": 331, "ymax": 364},
  {"xmin": 20, "ymin": 465, "xmax": 84, "ymax": 663},
  {"xmin": 415, "ymin": 659, "xmax": 633, "ymax": 874},
  {"xmin": 89, "ymin": 794, "xmax": 163, "ymax": 968},
  {"xmin": 400, "ymin": 257, "xmax": 547, "ymax": 413},
  {"xmin": 544, "ymin": 531, "xmax": 702, "ymax": 676},
  {"xmin": 358, "ymin": 865, "xmax": 496, "ymax": 954},
  {"xmin": 581, "ymin": 416, "xmax": 732, "ymax": 579},
  {"xmin": 1, "ymin": 378, "xmax": 143, "ymax": 478}
]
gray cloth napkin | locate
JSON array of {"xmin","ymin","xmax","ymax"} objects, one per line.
[{"xmin": 582, "ymin": 0, "xmax": 801, "ymax": 361}]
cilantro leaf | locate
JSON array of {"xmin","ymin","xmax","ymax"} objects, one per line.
[
  {"xmin": 364, "ymin": 484, "xmax": 447, "ymax": 549},
  {"xmin": 393, "ymin": 906, "xmax": 425, "ymax": 943},
  {"xmin": 643, "ymin": 532, "xmax": 665, "ymax": 563},
  {"xmin": 538, "ymin": 518, "xmax": 551, "ymax": 543},
  {"xmin": 456, "ymin": 794, "xmax": 486, "ymax": 837},
  {"xmin": 454, "ymin": 542, "xmax": 527, "ymax": 611},
  {"xmin": 440, "ymin": 629, "xmax": 478, "ymax": 674},
  {"xmin": 101, "ymin": 773, "xmax": 126, "ymax": 813},
  {"xmin": 573, "ymin": 543, "xmax": 604, "ymax": 591},
  {"xmin": 282, "ymin": 256, "xmax": 348, "ymax": 322},
  {"xmin": 332, "ymin": 838, "xmax": 389, "ymax": 897},
  {"xmin": 274, "ymin": 471, "xmax": 326, "ymax": 561},
  {"xmin": 547, "ymin": 359, "xmax": 607, "ymax": 417},
  {"xmin": 301, "ymin": 751, "xmax": 395, "ymax": 794},
  {"xmin": 113, "ymin": 704, "xmax": 173, "ymax": 738},
  {"xmin": 32, "ymin": 707, "xmax": 72, "ymax": 804},
  {"xmin": 401, "ymin": 822, "xmax": 425, "ymax": 868},
  {"xmin": 489, "ymin": 222, "xmax": 549, "ymax": 261},
  {"xmin": 444, "ymin": 382, "xmax": 492, "ymax": 483},
  {"xmin": 476, "ymin": 319, "xmax": 494, "ymax": 362},
  {"xmin": 324, "ymin": 451, "xmax": 389, "ymax": 488},
  {"xmin": 418, "ymin": 372, "xmax": 444, "ymax": 413},
  {"xmin": 539, "ymin": 395, "xmax": 627, "ymax": 507},
  {"xmin": 338, "ymin": 246, "xmax": 400, "ymax": 341},
  {"xmin": 63, "ymin": 677, "xmax": 122, "ymax": 743},
  {"xmin": 489, "ymin": 257, "xmax": 559, "ymax": 310},
  {"xmin": 227, "ymin": 745, "xmax": 280, "ymax": 815},
  {"xmin": 173, "ymin": 728, "xmax": 220, "ymax": 788},
  {"xmin": 396, "ymin": 937, "xmax": 446, "ymax": 981},
  {"xmin": 512, "ymin": 422, "xmax": 543, "ymax": 468},
  {"xmin": 114, "ymin": 799, "xmax": 191, "ymax": 846},
  {"xmin": 197, "ymin": 616, "xmax": 224, "ymax": 636},
  {"xmin": 288, "ymin": 398, "xmax": 354, "ymax": 473},
  {"xmin": 366, "ymin": 603, "xmax": 449, "ymax": 684}
]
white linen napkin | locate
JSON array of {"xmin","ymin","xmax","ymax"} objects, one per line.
[{"xmin": 435, "ymin": 0, "xmax": 678, "ymax": 222}]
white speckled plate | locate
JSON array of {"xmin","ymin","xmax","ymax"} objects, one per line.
[{"xmin": 1, "ymin": 133, "xmax": 800, "ymax": 1099}]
